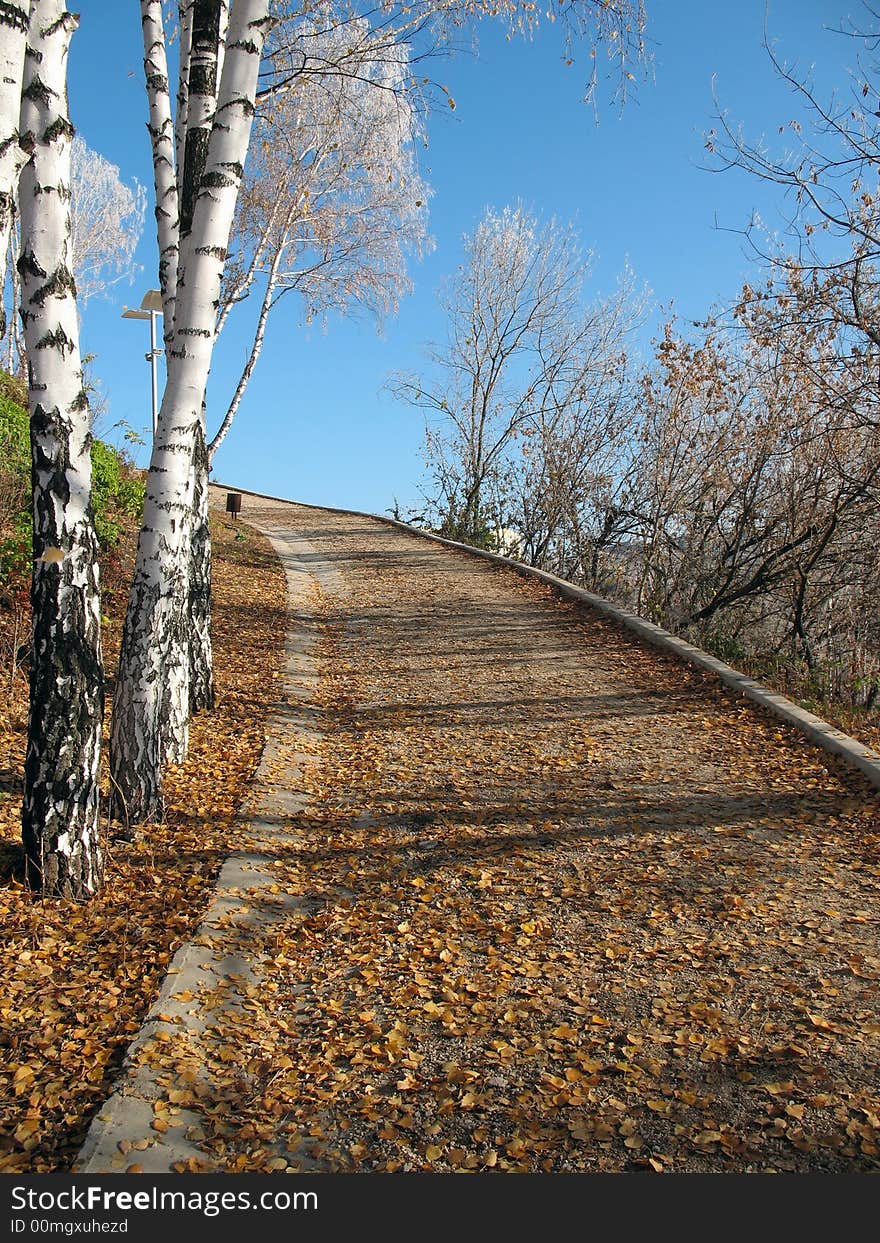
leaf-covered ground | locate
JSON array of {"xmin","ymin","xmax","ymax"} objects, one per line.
[
  {"xmin": 0, "ymin": 517, "xmax": 288, "ymax": 1172},
  {"xmin": 116, "ymin": 501, "xmax": 880, "ymax": 1175},
  {"xmin": 4, "ymin": 498, "xmax": 880, "ymax": 1174}
]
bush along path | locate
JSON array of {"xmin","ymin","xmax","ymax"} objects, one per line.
[{"xmin": 76, "ymin": 493, "xmax": 880, "ymax": 1174}]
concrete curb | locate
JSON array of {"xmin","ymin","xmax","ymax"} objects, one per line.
[
  {"xmin": 214, "ymin": 483, "xmax": 880, "ymax": 792},
  {"xmin": 76, "ymin": 527, "xmax": 335, "ymax": 1173}
]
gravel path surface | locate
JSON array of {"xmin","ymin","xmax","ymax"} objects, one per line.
[
  {"xmin": 82, "ymin": 493, "xmax": 880, "ymax": 1173},
  {"xmin": 230, "ymin": 499, "xmax": 879, "ymax": 1173}
]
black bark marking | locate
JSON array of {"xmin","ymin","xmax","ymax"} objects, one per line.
[
  {"xmin": 217, "ymin": 95, "xmax": 254, "ymax": 118},
  {"xmin": 188, "ymin": 418, "xmax": 214, "ymax": 712},
  {"xmin": 33, "ymin": 262, "xmax": 76, "ymax": 305},
  {"xmin": 18, "ymin": 249, "xmax": 46, "ymax": 282},
  {"xmin": 35, "ymin": 325, "xmax": 74, "ymax": 353},
  {"xmin": 44, "ymin": 11, "xmax": 78, "ymax": 39},
  {"xmin": 42, "ymin": 115, "xmax": 75, "ymax": 144},
  {"xmin": 30, "ymin": 403, "xmax": 71, "ymax": 504},
  {"xmin": 179, "ymin": 0, "xmax": 222, "ymax": 238},
  {"xmin": 200, "ymin": 170, "xmax": 235, "ymax": 188},
  {"xmin": 0, "ymin": 1, "xmax": 29, "ymax": 34},
  {"xmin": 22, "ymin": 74, "xmax": 53, "ymax": 106},
  {"xmin": 180, "ymin": 127, "xmax": 211, "ymax": 233}
]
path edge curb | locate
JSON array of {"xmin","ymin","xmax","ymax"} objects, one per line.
[
  {"xmin": 75, "ymin": 529, "xmax": 327, "ymax": 1173},
  {"xmin": 214, "ymin": 483, "xmax": 880, "ymax": 792}
]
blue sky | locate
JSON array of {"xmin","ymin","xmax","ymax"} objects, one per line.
[{"xmin": 68, "ymin": 1, "xmax": 853, "ymax": 513}]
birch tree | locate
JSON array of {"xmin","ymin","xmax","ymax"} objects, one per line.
[
  {"xmin": 18, "ymin": 0, "xmax": 104, "ymax": 898},
  {"xmin": 211, "ymin": 11, "xmax": 429, "ymax": 459},
  {"xmin": 171, "ymin": 9, "xmax": 430, "ymax": 713},
  {"xmin": 171, "ymin": 0, "xmax": 228, "ymax": 720},
  {"xmin": 109, "ymin": 0, "xmax": 647, "ymax": 824},
  {"xmin": 109, "ymin": 0, "xmax": 270, "ymax": 823}
]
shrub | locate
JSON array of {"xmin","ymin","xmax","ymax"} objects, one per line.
[
  {"xmin": 90, "ymin": 438, "xmax": 145, "ymax": 547},
  {"xmin": 0, "ymin": 396, "xmax": 30, "ymax": 593},
  {"xmin": 0, "ymin": 374, "xmax": 146, "ymax": 594}
]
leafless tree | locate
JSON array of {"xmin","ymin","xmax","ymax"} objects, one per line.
[
  {"xmin": 502, "ymin": 266, "xmax": 645, "ymax": 584},
  {"xmin": 395, "ymin": 204, "xmax": 637, "ymax": 545},
  {"xmin": 69, "ymin": 137, "xmax": 146, "ymax": 306},
  {"xmin": 616, "ymin": 307, "xmax": 880, "ymax": 704},
  {"xmin": 707, "ymin": 3, "xmax": 880, "ymax": 420}
]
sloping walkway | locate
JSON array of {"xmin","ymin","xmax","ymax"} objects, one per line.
[{"xmin": 79, "ymin": 495, "xmax": 880, "ymax": 1173}]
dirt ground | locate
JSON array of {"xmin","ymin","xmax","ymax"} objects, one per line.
[
  {"xmin": 0, "ymin": 515, "xmax": 289, "ymax": 1172},
  {"xmin": 183, "ymin": 495, "xmax": 880, "ymax": 1174}
]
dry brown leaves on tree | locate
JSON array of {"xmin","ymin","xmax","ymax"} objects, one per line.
[
  {"xmin": 0, "ymin": 517, "xmax": 288, "ymax": 1172},
  {"xmin": 107, "ymin": 504, "xmax": 880, "ymax": 1175}
]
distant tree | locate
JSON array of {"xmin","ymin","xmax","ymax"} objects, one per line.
[
  {"xmin": 69, "ymin": 137, "xmax": 146, "ymax": 306},
  {"xmin": 394, "ymin": 204, "xmax": 641, "ymax": 549},
  {"xmin": 617, "ymin": 307, "xmax": 880, "ymax": 699},
  {"xmin": 394, "ymin": 205, "xmax": 582, "ymax": 543},
  {"xmin": 502, "ymin": 266, "xmax": 643, "ymax": 585},
  {"xmin": 707, "ymin": 4, "xmax": 880, "ymax": 420}
]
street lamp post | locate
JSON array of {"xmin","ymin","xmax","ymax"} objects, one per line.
[{"xmin": 121, "ymin": 289, "xmax": 164, "ymax": 436}]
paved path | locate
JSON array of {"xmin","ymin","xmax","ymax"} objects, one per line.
[{"xmin": 78, "ymin": 495, "xmax": 880, "ymax": 1173}]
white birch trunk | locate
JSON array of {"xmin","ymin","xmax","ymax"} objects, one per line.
[
  {"xmin": 109, "ymin": 0, "xmax": 269, "ymax": 823},
  {"xmin": 174, "ymin": 0, "xmax": 194, "ymax": 197},
  {"xmin": 192, "ymin": 199, "xmax": 288, "ymax": 707},
  {"xmin": 0, "ymin": 0, "xmax": 29, "ymax": 340},
  {"xmin": 19, "ymin": 0, "xmax": 104, "ymax": 898},
  {"xmin": 188, "ymin": 414, "xmax": 213, "ymax": 713},
  {"xmin": 173, "ymin": 0, "xmax": 226, "ymax": 725},
  {"xmin": 140, "ymin": 0, "xmax": 180, "ymax": 333}
]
